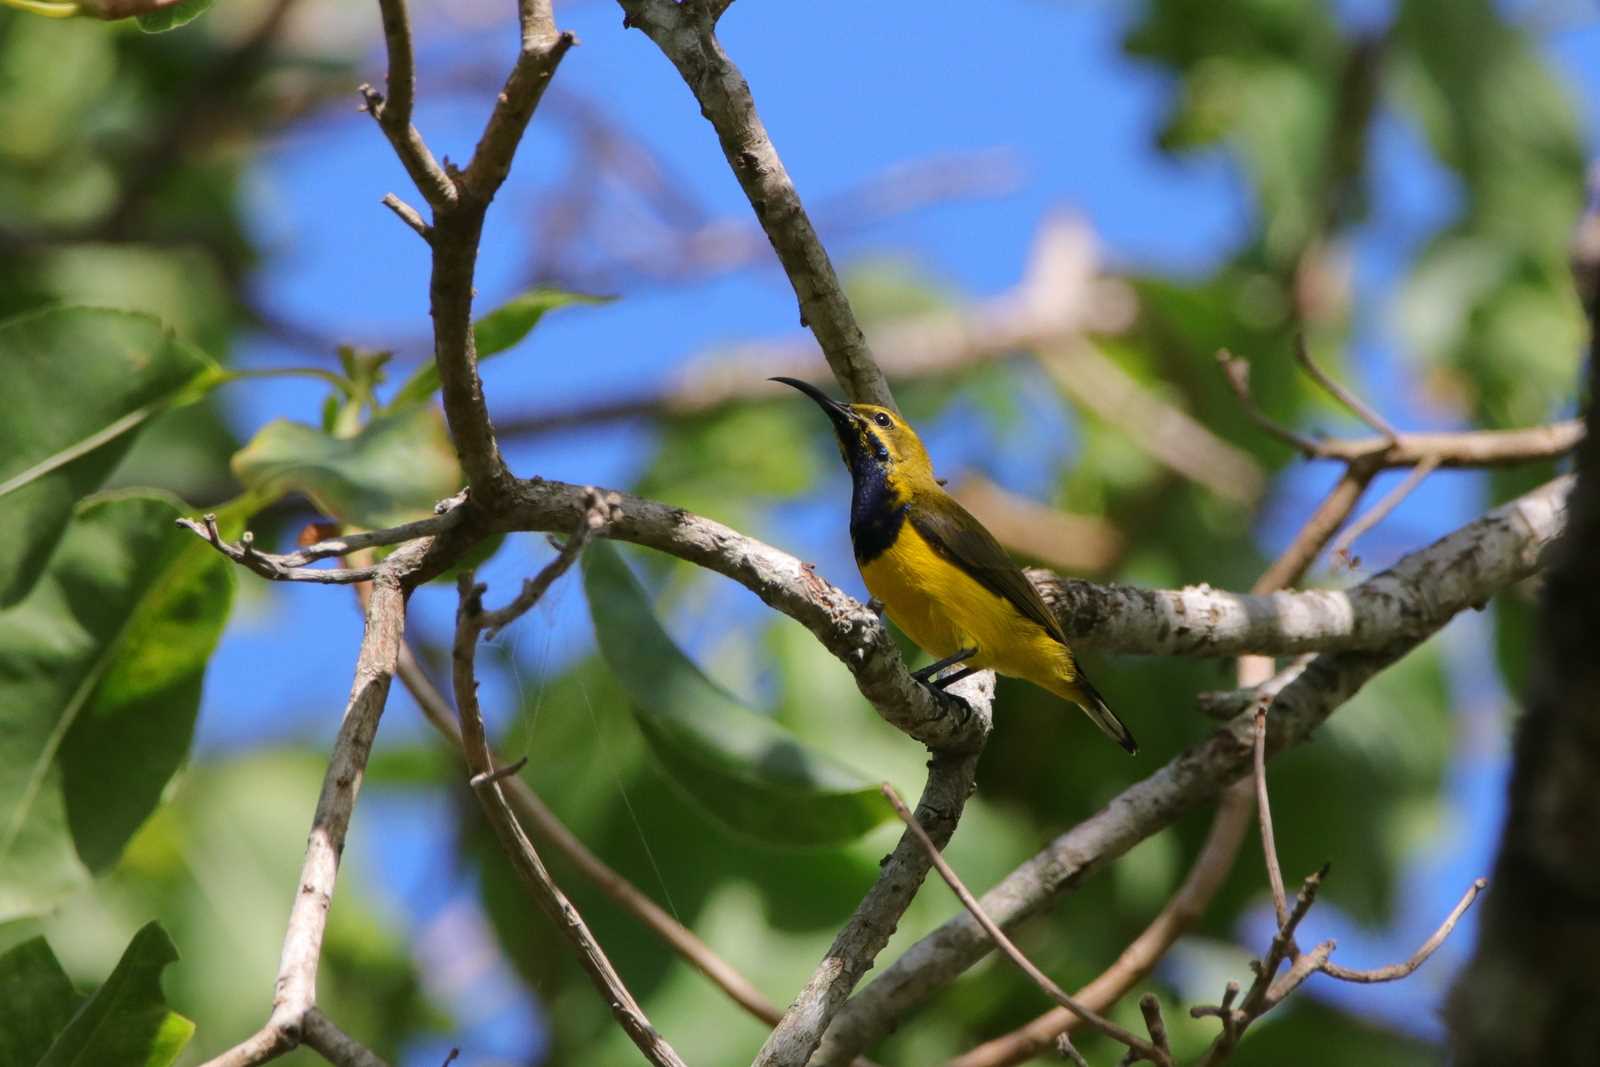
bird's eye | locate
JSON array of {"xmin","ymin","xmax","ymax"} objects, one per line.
[{"xmin": 873, "ymin": 412, "xmax": 892, "ymax": 428}]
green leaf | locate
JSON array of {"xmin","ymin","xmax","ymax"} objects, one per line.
[
  {"xmin": 230, "ymin": 407, "xmax": 462, "ymax": 529},
  {"xmin": 0, "ymin": 492, "xmax": 234, "ymax": 920},
  {"xmin": 389, "ymin": 287, "xmax": 613, "ymax": 410},
  {"xmin": 0, "ymin": 938, "xmax": 84, "ymax": 1067},
  {"xmin": 582, "ymin": 541, "xmax": 891, "ymax": 847},
  {"xmin": 38, "ymin": 922, "xmax": 194, "ymax": 1067},
  {"xmin": 0, "ymin": 306, "xmax": 219, "ymax": 605},
  {"xmin": 134, "ymin": 0, "xmax": 212, "ymax": 33}
]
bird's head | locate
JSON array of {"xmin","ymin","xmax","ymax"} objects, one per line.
[{"xmin": 771, "ymin": 377, "xmax": 936, "ymax": 488}]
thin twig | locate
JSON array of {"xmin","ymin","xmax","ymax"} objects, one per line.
[
  {"xmin": 380, "ymin": 193, "xmax": 431, "ymax": 241},
  {"xmin": 451, "ymin": 503, "xmax": 687, "ymax": 1067},
  {"xmin": 1329, "ymin": 454, "xmax": 1442, "ymax": 568},
  {"xmin": 1251, "ymin": 460, "xmax": 1378, "ymax": 594},
  {"xmin": 178, "ymin": 498, "xmax": 467, "ymax": 584},
  {"xmin": 392, "ymin": 643, "xmax": 798, "ymax": 1034},
  {"xmin": 477, "ymin": 492, "xmax": 616, "ymax": 636},
  {"xmin": 1217, "ymin": 349, "xmax": 1321, "ymax": 455},
  {"xmin": 882, "ymin": 785, "xmax": 1171, "ymax": 1067},
  {"xmin": 1294, "ymin": 335, "xmax": 1399, "ymax": 441},
  {"xmin": 1321, "ymin": 877, "xmax": 1486, "ymax": 983},
  {"xmin": 363, "ymin": 0, "xmax": 454, "ymax": 209},
  {"xmin": 1253, "ymin": 707, "xmax": 1291, "ymax": 931},
  {"xmin": 200, "ymin": 542, "xmax": 429, "ymax": 1067}
]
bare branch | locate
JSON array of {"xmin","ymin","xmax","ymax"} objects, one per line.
[
  {"xmin": 882, "ymin": 784, "xmax": 1171, "ymax": 1067},
  {"xmin": 500, "ymin": 475, "xmax": 991, "ymax": 754},
  {"xmin": 753, "ymin": 703, "xmax": 991, "ymax": 1067},
  {"xmin": 1330, "ymin": 454, "xmax": 1441, "ymax": 568},
  {"xmin": 200, "ymin": 540, "xmax": 431, "ymax": 1067},
  {"xmin": 178, "ymin": 515, "xmax": 381, "ymax": 585},
  {"xmin": 362, "ymin": 0, "xmax": 454, "ymax": 209},
  {"xmin": 1217, "ymin": 349, "xmax": 1321, "ymax": 455},
  {"xmin": 1294, "ymin": 335, "xmax": 1399, "ymax": 441},
  {"xmin": 1038, "ymin": 473, "xmax": 1569, "ymax": 657},
  {"xmin": 1220, "ymin": 347, "xmax": 1583, "ymax": 469},
  {"xmin": 1253, "ymin": 708, "xmax": 1291, "ymax": 931},
  {"xmin": 1322, "ymin": 878, "xmax": 1486, "ymax": 983},
  {"xmin": 617, "ymin": 0, "xmax": 893, "ymax": 408},
  {"xmin": 393, "ymin": 644, "xmax": 806, "ymax": 1034},
  {"xmin": 1252, "ymin": 460, "xmax": 1378, "ymax": 594},
  {"xmin": 460, "ymin": 31, "xmax": 577, "ymax": 202},
  {"xmin": 301, "ymin": 1010, "xmax": 388, "ymax": 1067},
  {"xmin": 380, "ymin": 193, "xmax": 431, "ymax": 241},
  {"xmin": 945, "ymin": 783, "xmax": 1254, "ymax": 1067},
  {"xmin": 451, "ymin": 512, "xmax": 688, "ymax": 1067},
  {"xmin": 177, "ymin": 498, "xmax": 468, "ymax": 584}
]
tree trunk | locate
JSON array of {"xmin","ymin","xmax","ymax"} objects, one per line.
[{"xmin": 1447, "ymin": 267, "xmax": 1600, "ymax": 1062}]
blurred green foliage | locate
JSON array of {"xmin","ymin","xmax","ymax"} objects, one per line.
[{"xmin": 0, "ymin": 0, "xmax": 1589, "ymax": 1064}]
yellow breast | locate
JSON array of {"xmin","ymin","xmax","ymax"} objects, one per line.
[{"xmin": 858, "ymin": 521, "xmax": 1076, "ymax": 691}]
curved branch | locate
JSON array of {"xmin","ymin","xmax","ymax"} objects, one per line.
[
  {"xmin": 500, "ymin": 475, "xmax": 990, "ymax": 754},
  {"xmin": 616, "ymin": 0, "xmax": 891, "ymax": 408}
]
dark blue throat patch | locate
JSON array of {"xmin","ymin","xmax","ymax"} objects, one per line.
[{"xmin": 848, "ymin": 452, "xmax": 906, "ymax": 564}]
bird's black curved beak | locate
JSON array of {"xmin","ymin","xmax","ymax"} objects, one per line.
[{"xmin": 770, "ymin": 376, "xmax": 859, "ymax": 438}]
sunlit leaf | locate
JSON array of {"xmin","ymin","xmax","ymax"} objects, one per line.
[
  {"xmin": 134, "ymin": 0, "xmax": 213, "ymax": 33},
  {"xmin": 0, "ymin": 306, "xmax": 219, "ymax": 605},
  {"xmin": 230, "ymin": 407, "xmax": 462, "ymax": 529},
  {"xmin": 37, "ymin": 922, "xmax": 194, "ymax": 1067},
  {"xmin": 0, "ymin": 492, "xmax": 233, "ymax": 919},
  {"xmin": 389, "ymin": 287, "xmax": 613, "ymax": 410},
  {"xmin": 583, "ymin": 541, "xmax": 891, "ymax": 846}
]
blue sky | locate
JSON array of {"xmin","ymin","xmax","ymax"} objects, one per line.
[{"xmin": 194, "ymin": 1, "xmax": 1600, "ymax": 1061}]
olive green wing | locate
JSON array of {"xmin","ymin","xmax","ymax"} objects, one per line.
[{"xmin": 908, "ymin": 494, "xmax": 1069, "ymax": 644}]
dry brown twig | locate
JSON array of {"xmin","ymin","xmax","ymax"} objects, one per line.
[
  {"xmin": 1217, "ymin": 342, "xmax": 1580, "ymax": 565},
  {"xmin": 449, "ymin": 493, "xmax": 691, "ymax": 1067}
]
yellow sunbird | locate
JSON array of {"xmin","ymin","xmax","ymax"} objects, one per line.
[{"xmin": 776, "ymin": 377, "xmax": 1136, "ymax": 754}]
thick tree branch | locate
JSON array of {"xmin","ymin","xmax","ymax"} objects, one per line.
[
  {"xmin": 945, "ymin": 446, "xmax": 1388, "ymax": 1067},
  {"xmin": 1447, "ymin": 201, "xmax": 1600, "ymax": 1064},
  {"xmin": 808, "ymin": 470, "xmax": 1570, "ymax": 1065},
  {"xmin": 617, "ymin": 0, "xmax": 892, "ymax": 407},
  {"xmin": 1033, "ymin": 474, "xmax": 1571, "ymax": 658}
]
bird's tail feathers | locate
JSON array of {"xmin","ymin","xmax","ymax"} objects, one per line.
[{"xmin": 1070, "ymin": 677, "xmax": 1138, "ymax": 755}]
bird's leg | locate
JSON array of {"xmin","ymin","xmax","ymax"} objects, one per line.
[
  {"xmin": 929, "ymin": 665, "xmax": 979, "ymax": 690},
  {"xmin": 912, "ymin": 646, "xmax": 977, "ymax": 682}
]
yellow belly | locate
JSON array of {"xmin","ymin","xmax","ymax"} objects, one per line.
[{"xmin": 858, "ymin": 522, "xmax": 1079, "ymax": 696}]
